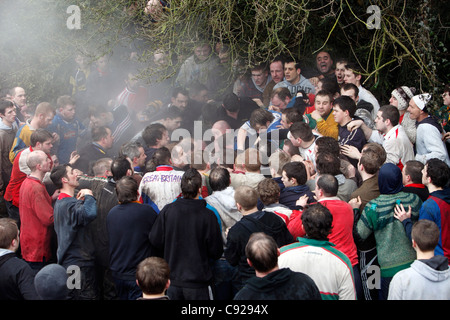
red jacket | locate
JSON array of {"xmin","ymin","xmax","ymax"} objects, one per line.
[
  {"xmin": 318, "ymin": 198, "xmax": 359, "ymax": 267},
  {"xmin": 19, "ymin": 176, "xmax": 54, "ymax": 263}
]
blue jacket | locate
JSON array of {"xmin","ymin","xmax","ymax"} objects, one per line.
[{"xmin": 279, "ymin": 184, "xmax": 315, "ymax": 210}]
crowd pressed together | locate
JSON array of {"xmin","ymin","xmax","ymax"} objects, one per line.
[{"xmin": 0, "ymin": 42, "xmax": 449, "ymax": 301}]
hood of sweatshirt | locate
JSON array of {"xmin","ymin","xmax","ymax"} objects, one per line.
[
  {"xmin": 430, "ymin": 188, "xmax": 450, "ymax": 203},
  {"xmin": 244, "ymin": 268, "xmax": 291, "ymax": 293},
  {"xmin": 0, "ymin": 118, "xmax": 17, "ymax": 131},
  {"xmin": 412, "ymin": 255, "xmax": 450, "ymax": 282}
]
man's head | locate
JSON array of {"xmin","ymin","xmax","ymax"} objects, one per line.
[
  {"xmin": 257, "ymin": 178, "xmax": 280, "ymax": 206},
  {"xmin": 142, "ymin": 123, "xmax": 170, "ymax": 148},
  {"xmin": 334, "ymin": 58, "xmax": 348, "ymax": 85},
  {"xmin": 411, "ymin": 220, "xmax": 440, "ymax": 253},
  {"xmin": 27, "ymin": 150, "xmax": 52, "ymax": 174},
  {"xmin": 268, "ymin": 150, "xmax": 291, "ymax": 178},
  {"xmin": 316, "ymin": 51, "xmax": 334, "ymax": 75},
  {"xmin": 343, "ymin": 62, "xmax": 362, "ymax": 86},
  {"xmin": 92, "ymin": 158, "xmax": 113, "ymax": 177},
  {"xmin": 120, "ymin": 142, "xmax": 147, "ymax": 168},
  {"xmin": 193, "ymin": 43, "xmax": 212, "ymax": 62},
  {"xmin": 314, "ymin": 90, "xmax": 334, "ymax": 117},
  {"xmin": 407, "ymin": 93, "xmax": 432, "ymax": 121},
  {"xmin": 390, "ymin": 86, "xmax": 416, "ymax": 111},
  {"xmin": 136, "ymin": 256, "xmax": 170, "ymax": 296},
  {"xmin": 89, "ymin": 105, "xmax": 113, "ymax": 128},
  {"xmin": 332, "ymin": 95, "xmax": 357, "ymax": 125},
  {"xmin": 209, "ymin": 166, "xmax": 231, "ymax": 192},
  {"xmin": 111, "ymin": 156, "xmax": 133, "ymax": 181},
  {"xmin": 422, "ymin": 158, "xmax": 450, "ymax": 189},
  {"xmin": 283, "ymin": 57, "xmax": 301, "ymax": 84},
  {"xmin": 116, "ymin": 176, "xmax": 139, "ymax": 204},
  {"xmin": 375, "ymin": 105, "xmax": 400, "ymax": 134},
  {"xmin": 0, "ymin": 218, "xmax": 19, "ymax": 251},
  {"xmin": 30, "ymin": 129, "xmax": 54, "ymax": 154},
  {"xmin": 270, "ymin": 57, "xmax": 284, "ymax": 84},
  {"xmin": 222, "ymin": 93, "xmax": 240, "ymax": 113},
  {"xmin": 180, "ymin": 168, "xmax": 202, "ymax": 199},
  {"xmin": 33, "ymin": 102, "xmax": 55, "ymax": 129},
  {"xmin": 402, "ymin": 160, "xmax": 424, "ymax": 186},
  {"xmin": 234, "ymin": 185, "xmax": 258, "ymax": 212},
  {"xmin": 340, "ymin": 83, "xmax": 359, "ymax": 103},
  {"xmin": 358, "ymin": 148, "xmax": 382, "ymax": 176},
  {"xmin": 171, "ymin": 88, "xmax": 189, "ymax": 112},
  {"xmin": 0, "ymin": 99, "xmax": 16, "ymax": 126},
  {"xmin": 158, "ymin": 107, "xmax": 182, "ymax": 132},
  {"xmin": 56, "ymin": 95, "xmax": 77, "ymax": 122},
  {"xmin": 189, "ymin": 82, "xmax": 209, "ymax": 103},
  {"xmin": 288, "ymin": 121, "xmax": 314, "ymax": 147},
  {"xmin": 315, "ymin": 174, "xmax": 338, "ymax": 199},
  {"xmin": 92, "ymin": 126, "xmax": 114, "ymax": 150},
  {"xmin": 270, "ymin": 87, "xmax": 292, "ymax": 112},
  {"xmin": 245, "ymin": 232, "xmax": 279, "ymax": 275},
  {"xmin": 315, "ymin": 152, "xmax": 341, "ymax": 176},
  {"xmin": 50, "ymin": 164, "xmax": 79, "ymax": 189},
  {"xmin": 251, "ymin": 63, "xmax": 269, "ymax": 87},
  {"xmin": 281, "ymin": 107, "xmax": 302, "ymax": 129},
  {"xmin": 443, "ymin": 84, "xmax": 450, "ymax": 107},
  {"xmin": 10, "ymin": 87, "xmax": 26, "ymax": 108},
  {"xmin": 281, "ymin": 161, "xmax": 307, "ymax": 187},
  {"xmin": 301, "ymin": 203, "xmax": 333, "ymax": 241},
  {"xmin": 249, "ymin": 108, "xmax": 274, "ymax": 133}
]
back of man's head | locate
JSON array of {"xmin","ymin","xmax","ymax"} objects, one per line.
[
  {"xmin": 111, "ymin": 156, "xmax": 132, "ymax": 181},
  {"xmin": 30, "ymin": 129, "xmax": 53, "ymax": 148},
  {"xmin": 411, "ymin": 219, "xmax": 440, "ymax": 253},
  {"xmin": 222, "ymin": 93, "xmax": 240, "ymax": 112},
  {"xmin": 282, "ymin": 161, "xmax": 307, "ymax": 185},
  {"xmin": 425, "ymin": 158, "xmax": 450, "ymax": 188},
  {"xmin": 359, "ymin": 149, "xmax": 382, "ymax": 175},
  {"xmin": 234, "ymin": 185, "xmax": 258, "ymax": 211},
  {"xmin": 316, "ymin": 174, "xmax": 338, "ymax": 197},
  {"xmin": 257, "ymin": 178, "xmax": 281, "ymax": 206},
  {"xmin": 209, "ymin": 166, "xmax": 231, "ymax": 192},
  {"xmin": 180, "ymin": 168, "xmax": 202, "ymax": 199},
  {"xmin": 301, "ymin": 203, "xmax": 333, "ymax": 241},
  {"xmin": 404, "ymin": 160, "xmax": 424, "ymax": 184},
  {"xmin": 116, "ymin": 176, "xmax": 139, "ymax": 204},
  {"xmin": 245, "ymin": 232, "xmax": 279, "ymax": 273},
  {"xmin": 379, "ymin": 104, "xmax": 400, "ymax": 127},
  {"xmin": 0, "ymin": 218, "xmax": 18, "ymax": 249}
]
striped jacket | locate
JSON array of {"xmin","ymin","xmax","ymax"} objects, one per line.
[{"xmin": 279, "ymin": 238, "xmax": 356, "ymax": 300}]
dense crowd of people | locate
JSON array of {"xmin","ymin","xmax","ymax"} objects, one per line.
[{"xmin": 0, "ymin": 43, "xmax": 449, "ymax": 301}]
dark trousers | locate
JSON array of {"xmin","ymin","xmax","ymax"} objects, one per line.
[{"xmin": 167, "ymin": 285, "xmax": 213, "ymax": 300}]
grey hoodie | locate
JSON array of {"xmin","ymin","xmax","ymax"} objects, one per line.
[
  {"xmin": 388, "ymin": 255, "xmax": 450, "ymax": 300},
  {"xmin": 205, "ymin": 186, "xmax": 242, "ymax": 244}
]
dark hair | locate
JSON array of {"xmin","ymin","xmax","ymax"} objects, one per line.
[
  {"xmin": 91, "ymin": 126, "xmax": 110, "ymax": 142},
  {"xmin": 249, "ymin": 108, "xmax": 274, "ymax": 129},
  {"xmin": 180, "ymin": 168, "xmax": 202, "ymax": 199},
  {"xmin": 0, "ymin": 218, "xmax": 19, "ymax": 249},
  {"xmin": 315, "ymin": 152, "xmax": 341, "ymax": 175},
  {"xmin": 379, "ymin": 104, "xmax": 400, "ymax": 126},
  {"xmin": 316, "ymin": 174, "xmax": 338, "ymax": 197},
  {"xmin": 50, "ymin": 164, "xmax": 70, "ymax": 189},
  {"xmin": 116, "ymin": 176, "xmax": 138, "ymax": 204},
  {"xmin": 411, "ymin": 220, "xmax": 440, "ymax": 252},
  {"xmin": 315, "ymin": 90, "xmax": 334, "ymax": 102},
  {"xmin": 209, "ymin": 166, "xmax": 231, "ymax": 192},
  {"xmin": 171, "ymin": 87, "xmax": 189, "ymax": 98},
  {"xmin": 359, "ymin": 149, "xmax": 382, "ymax": 174},
  {"xmin": 282, "ymin": 161, "xmax": 307, "ymax": 185},
  {"xmin": 136, "ymin": 257, "xmax": 170, "ymax": 295},
  {"xmin": 245, "ymin": 232, "xmax": 278, "ymax": 273},
  {"xmin": 257, "ymin": 178, "xmax": 281, "ymax": 205},
  {"xmin": 30, "ymin": 129, "xmax": 54, "ymax": 147},
  {"xmin": 222, "ymin": 93, "xmax": 240, "ymax": 112},
  {"xmin": 284, "ymin": 56, "xmax": 302, "ymax": 70},
  {"xmin": 426, "ymin": 158, "xmax": 450, "ymax": 188},
  {"xmin": 142, "ymin": 123, "xmax": 167, "ymax": 147},
  {"xmin": 404, "ymin": 160, "xmax": 424, "ymax": 184},
  {"xmin": 145, "ymin": 147, "xmax": 172, "ymax": 172},
  {"xmin": 333, "ymin": 95, "xmax": 357, "ymax": 118},
  {"xmin": 282, "ymin": 107, "xmax": 303, "ymax": 125},
  {"xmin": 301, "ymin": 203, "xmax": 333, "ymax": 240},
  {"xmin": 315, "ymin": 136, "xmax": 340, "ymax": 157},
  {"xmin": 362, "ymin": 142, "xmax": 387, "ymax": 165},
  {"xmin": 320, "ymin": 78, "xmax": 340, "ymax": 97},
  {"xmin": 111, "ymin": 156, "xmax": 132, "ymax": 181},
  {"xmin": 341, "ymin": 83, "xmax": 359, "ymax": 96},
  {"xmin": 0, "ymin": 99, "xmax": 14, "ymax": 115},
  {"xmin": 289, "ymin": 121, "xmax": 314, "ymax": 141}
]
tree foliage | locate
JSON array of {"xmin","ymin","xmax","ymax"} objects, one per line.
[{"xmin": 0, "ymin": 0, "xmax": 448, "ymax": 115}]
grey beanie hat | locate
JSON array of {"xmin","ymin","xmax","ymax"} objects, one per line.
[{"xmin": 34, "ymin": 264, "xmax": 70, "ymax": 300}]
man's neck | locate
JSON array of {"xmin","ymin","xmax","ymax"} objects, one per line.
[
  {"xmin": 141, "ymin": 293, "xmax": 167, "ymax": 299},
  {"xmin": 60, "ymin": 186, "xmax": 75, "ymax": 197},
  {"xmin": 416, "ymin": 250, "xmax": 435, "ymax": 260},
  {"xmin": 255, "ymin": 266, "xmax": 279, "ymax": 278},
  {"xmin": 427, "ymin": 183, "xmax": 442, "ymax": 194},
  {"xmin": 241, "ymin": 208, "xmax": 258, "ymax": 216},
  {"xmin": 1, "ymin": 118, "xmax": 13, "ymax": 128},
  {"xmin": 29, "ymin": 171, "xmax": 45, "ymax": 182},
  {"xmin": 300, "ymin": 138, "xmax": 315, "ymax": 149},
  {"xmin": 360, "ymin": 171, "xmax": 375, "ymax": 182},
  {"xmin": 417, "ymin": 113, "xmax": 429, "ymax": 123}
]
